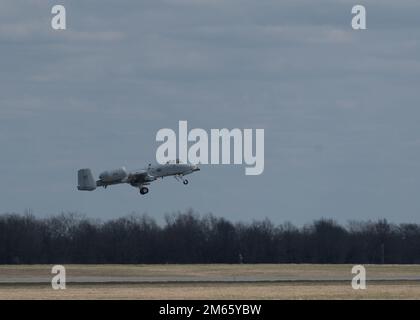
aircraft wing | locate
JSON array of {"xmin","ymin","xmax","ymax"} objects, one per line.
[{"xmin": 127, "ymin": 170, "xmax": 156, "ymax": 185}]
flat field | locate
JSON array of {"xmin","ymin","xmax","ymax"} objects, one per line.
[{"xmin": 0, "ymin": 264, "xmax": 419, "ymax": 299}]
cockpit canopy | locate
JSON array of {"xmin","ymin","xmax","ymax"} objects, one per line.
[{"xmin": 166, "ymin": 159, "xmax": 183, "ymax": 164}]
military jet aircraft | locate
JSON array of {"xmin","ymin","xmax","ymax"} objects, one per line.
[{"xmin": 77, "ymin": 160, "xmax": 200, "ymax": 195}]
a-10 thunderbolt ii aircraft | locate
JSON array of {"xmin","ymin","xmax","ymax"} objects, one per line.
[{"xmin": 77, "ymin": 160, "xmax": 200, "ymax": 195}]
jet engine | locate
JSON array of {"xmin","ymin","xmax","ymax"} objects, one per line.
[{"xmin": 98, "ymin": 167, "xmax": 128, "ymax": 183}]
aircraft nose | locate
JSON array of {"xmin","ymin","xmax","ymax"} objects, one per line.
[{"xmin": 193, "ymin": 165, "xmax": 200, "ymax": 171}]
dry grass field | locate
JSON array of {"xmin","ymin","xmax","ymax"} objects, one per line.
[
  {"xmin": 2, "ymin": 282, "xmax": 420, "ymax": 300},
  {"xmin": 1, "ymin": 264, "xmax": 420, "ymax": 299}
]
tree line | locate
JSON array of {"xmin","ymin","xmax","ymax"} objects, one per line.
[{"xmin": 1, "ymin": 210, "xmax": 420, "ymax": 264}]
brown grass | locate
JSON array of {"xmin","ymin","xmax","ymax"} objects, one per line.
[
  {"xmin": 1, "ymin": 264, "xmax": 420, "ymax": 299},
  {"xmin": 1, "ymin": 264, "xmax": 420, "ymax": 278},
  {"xmin": 1, "ymin": 282, "xmax": 420, "ymax": 300}
]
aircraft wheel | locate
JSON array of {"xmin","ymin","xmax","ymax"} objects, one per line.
[
  {"xmin": 183, "ymin": 179, "xmax": 189, "ymax": 185},
  {"xmin": 140, "ymin": 187, "xmax": 149, "ymax": 195}
]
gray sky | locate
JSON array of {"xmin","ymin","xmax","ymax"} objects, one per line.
[{"xmin": 1, "ymin": 0, "xmax": 420, "ymax": 224}]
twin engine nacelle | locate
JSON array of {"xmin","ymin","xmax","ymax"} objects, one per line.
[{"xmin": 98, "ymin": 167, "xmax": 128, "ymax": 183}]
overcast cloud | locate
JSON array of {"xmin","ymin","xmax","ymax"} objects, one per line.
[{"xmin": 1, "ymin": 0, "xmax": 420, "ymax": 224}]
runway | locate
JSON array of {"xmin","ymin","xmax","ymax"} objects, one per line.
[
  {"xmin": 3, "ymin": 275, "xmax": 420, "ymax": 284},
  {"xmin": 1, "ymin": 264, "xmax": 420, "ymax": 284}
]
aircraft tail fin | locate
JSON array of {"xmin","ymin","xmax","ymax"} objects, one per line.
[{"xmin": 77, "ymin": 168, "xmax": 97, "ymax": 191}]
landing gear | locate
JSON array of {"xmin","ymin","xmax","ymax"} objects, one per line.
[
  {"xmin": 175, "ymin": 175, "xmax": 189, "ymax": 185},
  {"xmin": 139, "ymin": 187, "xmax": 149, "ymax": 195}
]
